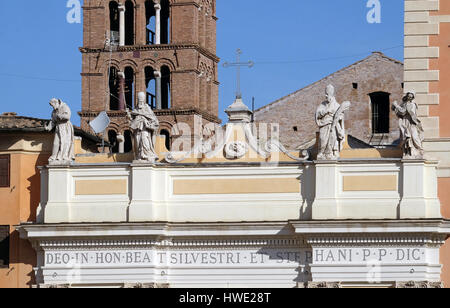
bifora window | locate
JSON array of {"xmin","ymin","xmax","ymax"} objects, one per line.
[{"xmin": 0, "ymin": 155, "xmax": 10, "ymax": 188}]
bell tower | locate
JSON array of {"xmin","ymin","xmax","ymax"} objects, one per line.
[{"xmin": 80, "ymin": 0, "xmax": 220, "ymax": 151}]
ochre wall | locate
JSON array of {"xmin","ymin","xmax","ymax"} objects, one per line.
[{"xmin": 0, "ymin": 152, "xmax": 49, "ymax": 288}]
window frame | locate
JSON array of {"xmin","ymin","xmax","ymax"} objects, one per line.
[
  {"xmin": 369, "ymin": 92, "xmax": 391, "ymax": 135},
  {"xmin": 0, "ymin": 154, "xmax": 10, "ymax": 188}
]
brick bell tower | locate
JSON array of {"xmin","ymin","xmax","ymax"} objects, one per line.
[{"xmin": 80, "ymin": 0, "xmax": 220, "ymax": 152}]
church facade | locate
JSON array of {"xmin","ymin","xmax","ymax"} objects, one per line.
[{"xmin": 2, "ymin": 0, "xmax": 450, "ymax": 288}]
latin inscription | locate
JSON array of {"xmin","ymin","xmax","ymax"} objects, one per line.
[{"xmin": 44, "ymin": 248, "xmax": 426, "ymax": 267}]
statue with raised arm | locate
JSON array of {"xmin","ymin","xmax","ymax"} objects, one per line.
[
  {"xmin": 127, "ymin": 92, "xmax": 160, "ymax": 163},
  {"xmin": 392, "ymin": 92, "xmax": 424, "ymax": 159},
  {"xmin": 45, "ymin": 98, "xmax": 75, "ymax": 165},
  {"xmin": 315, "ymin": 85, "xmax": 351, "ymax": 160}
]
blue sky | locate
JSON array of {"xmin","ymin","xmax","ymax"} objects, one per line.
[{"xmin": 0, "ymin": 0, "xmax": 404, "ymax": 125}]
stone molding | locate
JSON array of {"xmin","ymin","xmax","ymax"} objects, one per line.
[
  {"xmin": 395, "ymin": 281, "xmax": 443, "ymax": 289},
  {"xmin": 122, "ymin": 283, "xmax": 170, "ymax": 289}
]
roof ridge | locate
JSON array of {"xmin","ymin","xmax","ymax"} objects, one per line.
[{"xmin": 255, "ymin": 52, "xmax": 403, "ymax": 114}]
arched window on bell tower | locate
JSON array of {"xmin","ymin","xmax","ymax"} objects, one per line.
[
  {"xmin": 145, "ymin": 1, "xmax": 156, "ymax": 45},
  {"xmin": 145, "ymin": 67, "xmax": 156, "ymax": 109},
  {"xmin": 160, "ymin": 129, "xmax": 171, "ymax": 151},
  {"xmin": 124, "ymin": 66, "xmax": 135, "ymax": 109},
  {"xmin": 161, "ymin": 0, "xmax": 170, "ymax": 44},
  {"xmin": 109, "ymin": 66, "xmax": 120, "ymax": 111},
  {"xmin": 124, "ymin": 130, "xmax": 133, "ymax": 153},
  {"xmin": 125, "ymin": 0, "xmax": 135, "ymax": 46},
  {"xmin": 109, "ymin": 1, "xmax": 120, "ymax": 44},
  {"xmin": 145, "ymin": 0, "xmax": 170, "ymax": 45},
  {"xmin": 161, "ymin": 65, "xmax": 171, "ymax": 109},
  {"xmin": 108, "ymin": 130, "xmax": 119, "ymax": 153}
]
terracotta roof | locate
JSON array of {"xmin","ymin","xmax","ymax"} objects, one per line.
[
  {"xmin": 0, "ymin": 113, "xmax": 47, "ymax": 131},
  {"xmin": 0, "ymin": 113, "xmax": 105, "ymax": 144}
]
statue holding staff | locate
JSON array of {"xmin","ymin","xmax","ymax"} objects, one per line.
[
  {"xmin": 127, "ymin": 92, "xmax": 160, "ymax": 163},
  {"xmin": 315, "ymin": 85, "xmax": 350, "ymax": 160}
]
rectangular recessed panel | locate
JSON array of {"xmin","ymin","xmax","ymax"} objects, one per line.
[
  {"xmin": 343, "ymin": 175, "xmax": 398, "ymax": 192},
  {"xmin": 173, "ymin": 178, "xmax": 300, "ymax": 195},
  {"xmin": 75, "ymin": 180, "xmax": 127, "ymax": 196}
]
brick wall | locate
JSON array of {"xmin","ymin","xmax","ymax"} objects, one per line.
[
  {"xmin": 81, "ymin": 0, "xmax": 220, "ymax": 140},
  {"xmin": 254, "ymin": 53, "xmax": 404, "ymax": 150}
]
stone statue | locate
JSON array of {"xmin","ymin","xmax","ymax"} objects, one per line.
[
  {"xmin": 315, "ymin": 85, "xmax": 350, "ymax": 160},
  {"xmin": 45, "ymin": 98, "xmax": 75, "ymax": 165},
  {"xmin": 127, "ymin": 92, "xmax": 160, "ymax": 163},
  {"xmin": 392, "ymin": 92, "xmax": 424, "ymax": 159}
]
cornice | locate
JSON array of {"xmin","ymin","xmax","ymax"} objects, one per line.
[
  {"xmin": 80, "ymin": 44, "xmax": 220, "ymax": 63},
  {"xmin": 78, "ymin": 108, "xmax": 222, "ymax": 124}
]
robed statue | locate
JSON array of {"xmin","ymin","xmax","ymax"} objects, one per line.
[
  {"xmin": 392, "ymin": 92, "xmax": 425, "ymax": 159},
  {"xmin": 45, "ymin": 98, "xmax": 75, "ymax": 165},
  {"xmin": 315, "ymin": 85, "xmax": 351, "ymax": 160},
  {"xmin": 127, "ymin": 92, "xmax": 160, "ymax": 163}
]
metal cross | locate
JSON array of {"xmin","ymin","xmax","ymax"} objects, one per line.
[{"xmin": 223, "ymin": 49, "xmax": 254, "ymax": 99}]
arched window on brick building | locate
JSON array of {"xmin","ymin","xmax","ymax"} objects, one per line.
[
  {"xmin": 124, "ymin": 130, "xmax": 133, "ymax": 153},
  {"xmin": 125, "ymin": 0, "xmax": 135, "ymax": 46},
  {"xmin": 109, "ymin": 67, "xmax": 120, "ymax": 111},
  {"xmin": 160, "ymin": 129, "xmax": 171, "ymax": 151},
  {"xmin": 108, "ymin": 130, "xmax": 119, "ymax": 153},
  {"xmin": 161, "ymin": 0, "xmax": 170, "ymax": 44},
  {"xmin": 145, "ymin": 67, "xmax": 156, "ymax": 109},
  {"xmin": 145, "ymin": 0, "xmax": 170, "ymax": 45},
  {"xmin": 161, "ymin": 65, "xmax": 171, "ymax": 109},
  {"xmin": 124, "ymin": 67, "xmax": 135, "ymax": 109},
  {"xmin": 109, "ymin": 1, "xmax": 120, "ymax": 44}
]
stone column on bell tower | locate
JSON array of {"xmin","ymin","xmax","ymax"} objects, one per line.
[
  {"xmin": 119, "ymin": 4, "xmax": 126, "ymax": 46},
  {"xmin": 154, "ymin": 1, "xmax": 161, "ymax": 45}
]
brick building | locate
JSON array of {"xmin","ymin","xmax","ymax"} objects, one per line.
[
  {"xmin": 254, "ymin": 52, "xmax": 404, "ymax": 150},
  {"xmin": 80, "ymin": 0, "xmax": 221, "ymax": 151}
]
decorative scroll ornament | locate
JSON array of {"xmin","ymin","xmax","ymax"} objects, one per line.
[{"xmin": 224, "ymin": 141, "xmax": 248, "ymax": 159}]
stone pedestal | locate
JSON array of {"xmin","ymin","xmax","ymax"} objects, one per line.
[
  {"xmin": 312, "ymin": 161, "xmax": 339, "ymax": 220},
  {"xmin": 399, "ymin": 160, "xmax": 441, "ymax": 219}
]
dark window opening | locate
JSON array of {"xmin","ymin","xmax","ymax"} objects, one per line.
[
  {"xmin": 108, "ymin": 130, "xmax": 119, "ymax": 153},
  {"xmin": 0, "ymin": 226, "xmax": 10, "ymax": 268},
  {"xmin": 125, "ymin": 1, "xmax": 135, "ymax": 46},
  {"xmin": 160, "ymin": 129, "xmax": 171, "ymax": 151},
  {"xmin": 145, "ymin": 67, "xmax": 156, "ymax": 109},
  {"xmin": 109, "ymin": 1, "xmax": 120, "ymax": 44},
  {"xmin": 145, "ymin": 1, "xmax": 156, "ymax": 45},
  {"xmin": 370, "ymin": 92, "xmax": 391, "ymax": 134},
  {"xmin": 161, "ymin": 0, "xmax": 170, "ymax": 44},
  {"xmin": 109, "ymin": 67, "xmax": 120, "ymax": 111},
  {"xmin": 0, "ymin": 155, "xmax": 10, "ymax": 188},
  {"xmin": 352, "ymin": 83, "xmax": 358, "ymax": 90},
  {"xmin": 161, "ymin": 66, "xmax": 171, "ymax": 109},
  {"xmin": 293, "ymin": 126, "xmax": 298, "ymax": 132},
  {"xmin": 124, "ymin": 67, "xmax": 135, "ymax": 109},
  {"xmin": 124, "ymin": 130, "xmax": 133, "ymax": 153},
  {"xmin": 145, "ymin": 0, "xmax": 170, "ymax": 45},
  {"xmin": 401, "ymin": 83, "xmax": 404, "ymax": 89}
]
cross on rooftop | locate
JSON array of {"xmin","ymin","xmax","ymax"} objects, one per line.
[{"xmin": 223, "ymin": 49, "xmax": 254, "ymax": 99}]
